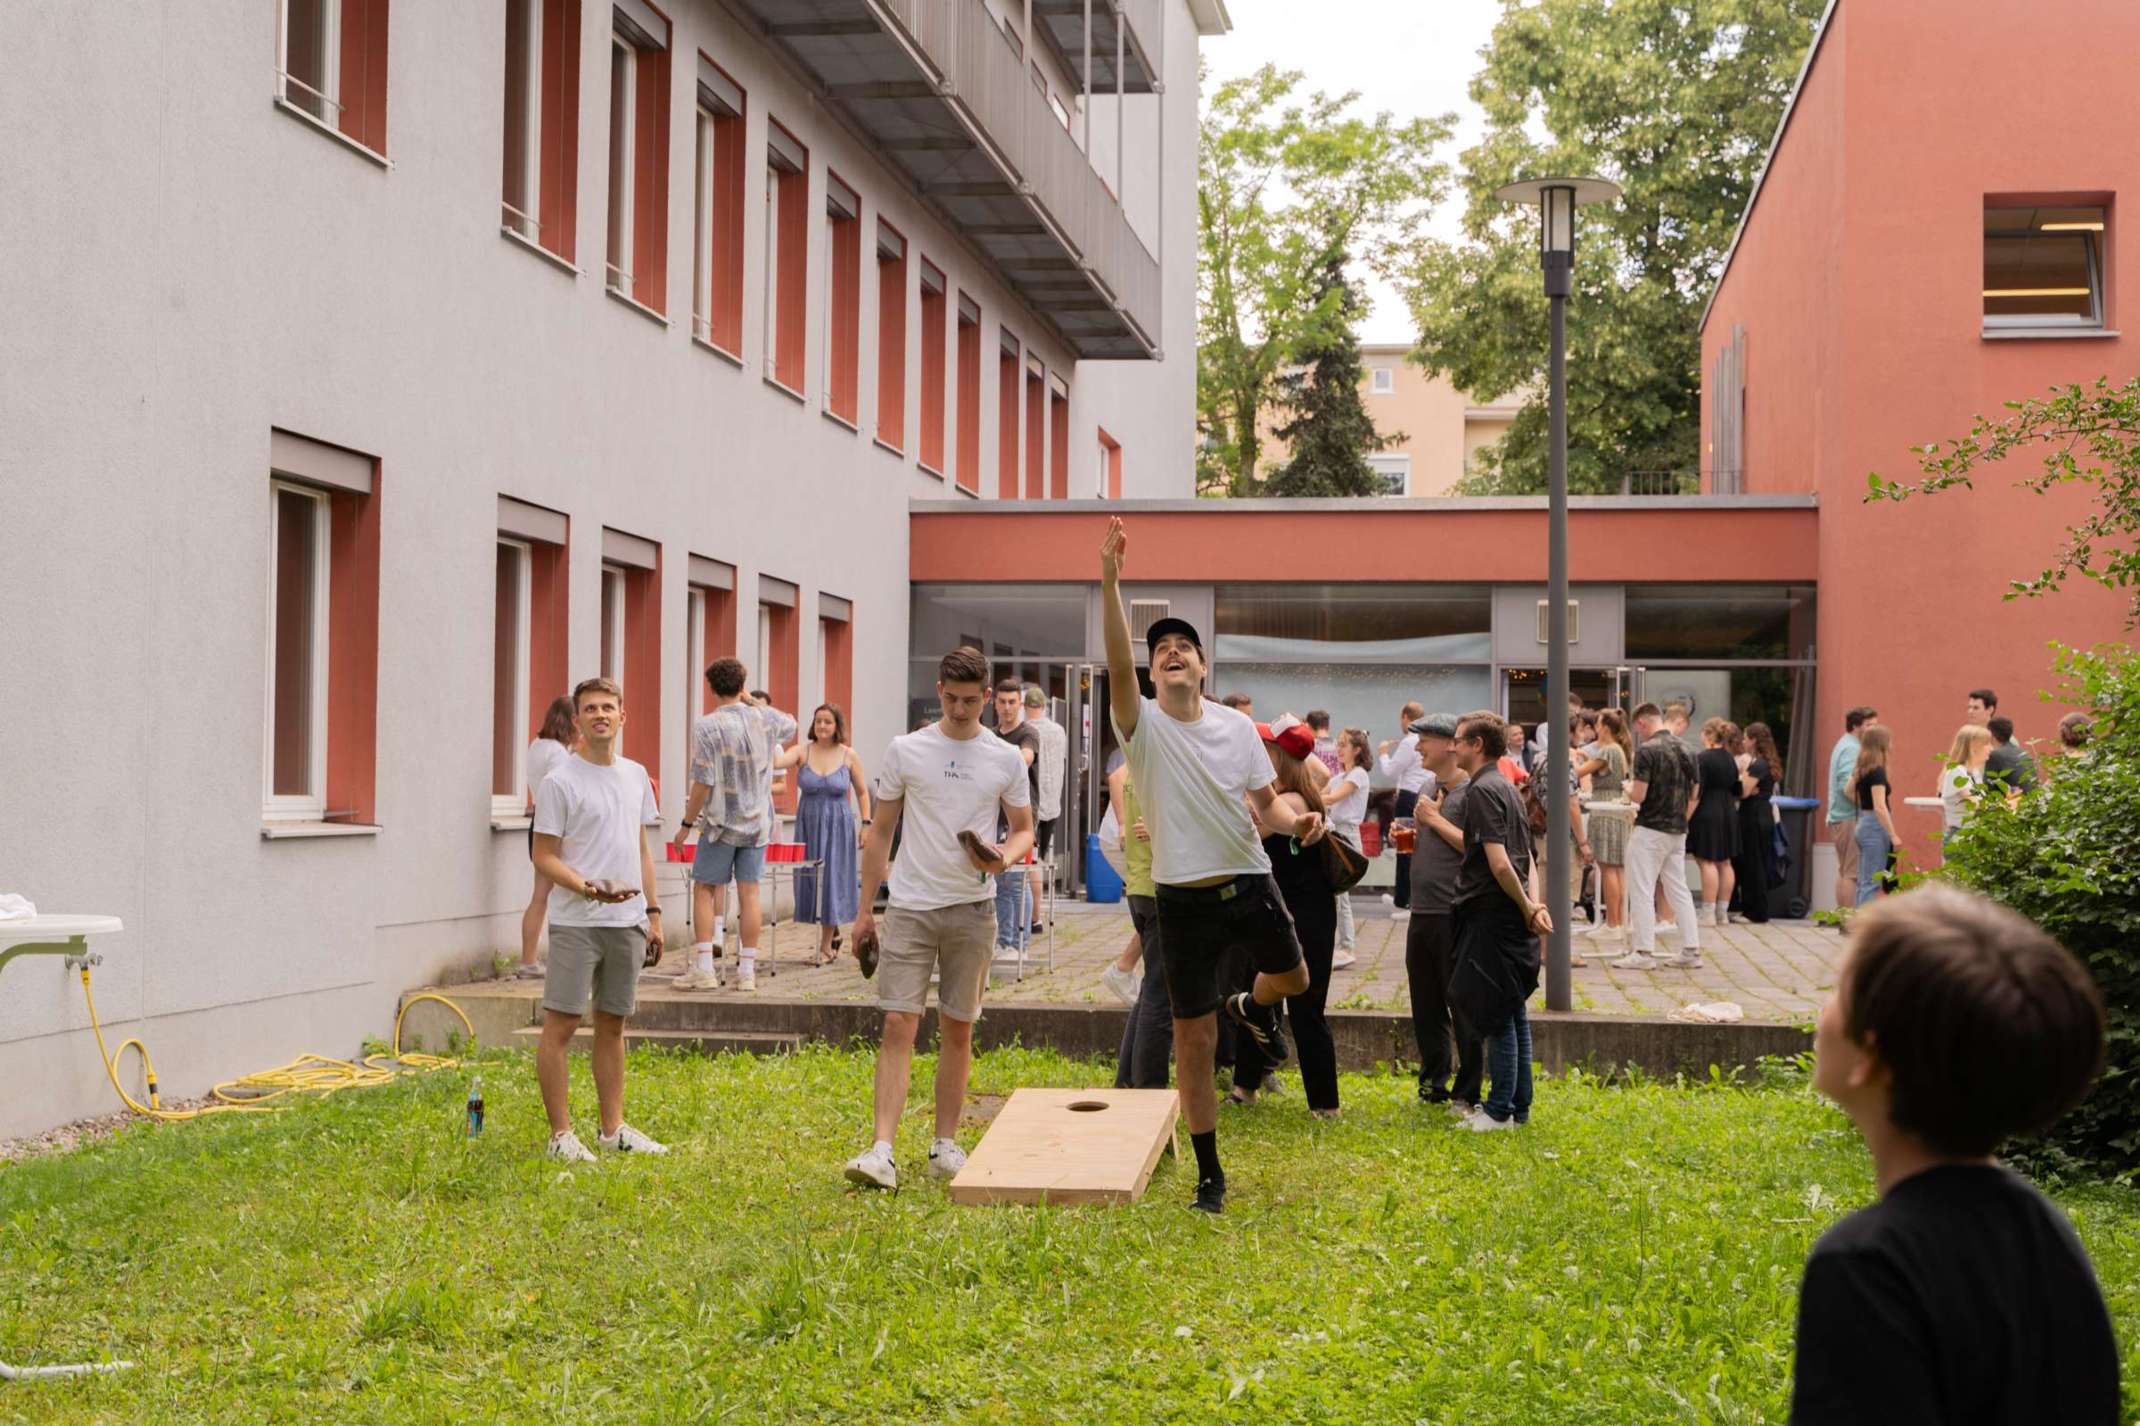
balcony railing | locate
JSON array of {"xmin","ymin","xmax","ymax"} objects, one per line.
[{"xmin": 1619, "ymin": 470, "xmax": 1700, "ymax": 496}]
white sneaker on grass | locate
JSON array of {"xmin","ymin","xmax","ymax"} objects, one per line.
[
  {"xmin": 1101, "ymin": 964, "xmax": 1140, "ymax": 1006},
  {"xmin": 1462, "ymin": 1109, "xmax": 1516, "ymax": 1133},
  {"xmin": 597, "ymin": 1123, "xmax": 669, "ymax": 1155},
  {"xmin": 1609, "ymin": 951, "xmax": 1659, "ymax": 971},
  {"xmin": 547, "ymin": 1129, "xmax": 599, "ymax": 1165},
  {"xmin": 844, "ymin": 1145, "xmax": 897, "ymax": 1190},
  {"xmin": 926, "ymin": 1139, "xmax": 968, "ymax": 1178}
]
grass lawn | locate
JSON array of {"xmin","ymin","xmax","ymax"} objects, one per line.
[{"xmin": 3, "ymin": 1047, "xmax": 2136, "ymax": 1424}]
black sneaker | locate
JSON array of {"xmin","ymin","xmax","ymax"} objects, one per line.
[
  {"xmin": 1191, "ymin": 1176, "xmax": 1227, "ymax": 1213},
  {"xmin": 1028, "ymin": 922, "xmax": 1045, "ymax": 937},
  {"xmin": 1223, "ymin": 993, "xmax": 1291, "ymax": 1066}
]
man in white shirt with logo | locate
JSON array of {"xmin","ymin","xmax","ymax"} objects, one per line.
[
  {"xmin": 1101, "ymin": 518, "xmax": 1325, "ymax": 1214},
  {"xmin": 843, "ymin": 646, "xmax": 1035, "ymax": 1191},
  {"xmin": 530, "ymin": 677, "xmax": 668, "ymax": 1164},
  {"xmin": 1022, "ymin": 684, "xmax": 1069, "ymax": 937}
]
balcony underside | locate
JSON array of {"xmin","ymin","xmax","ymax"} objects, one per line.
[{"xmin": 737, "ymin": 0, "xmax": 1159, "ymax": 360}]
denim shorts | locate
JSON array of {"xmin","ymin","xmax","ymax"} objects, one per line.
[{"xmin": 691, "ymin": 836, "xmax": 766, "ymax": 886}]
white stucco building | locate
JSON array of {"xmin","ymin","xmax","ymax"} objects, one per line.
[{"xmin": 0, "ymin": 0, "xmax": 1224, "ymax": 1138}]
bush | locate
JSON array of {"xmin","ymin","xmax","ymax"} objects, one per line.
[{"xmin": 1937, "ymin": 645, "xmax": 2140, "ymax": 1176}]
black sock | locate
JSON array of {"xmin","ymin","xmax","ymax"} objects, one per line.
[{"xmin": 1191, "ymin": 1130, "xmax": 1222, "ymax": 1183}]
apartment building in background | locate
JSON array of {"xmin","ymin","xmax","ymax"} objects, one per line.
[
  {"xmin": 1357, "ymin": 344, "xmax": 1520, "ymax": 496},
  {"xmin": 0, "ymin": 0, "xmax": 1227, "ymax": 1138}
]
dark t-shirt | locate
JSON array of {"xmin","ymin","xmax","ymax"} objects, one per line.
[
  {"xmin": 998, "ymin": 721, "xmax": 1041, "ymax": 804},
  {"xmin": 1789, "ymin": 1164, "xmax": 2119, "ymax": 1426},
  {"xmin": 1408, "ymin": 776, "xmax": 1473, "ymax": 916},
  {"xmin": 1454, "ymin": 765, "xmax": 1530, "ymax": 907},
  {"xmin": 1855, "ymin": 765, "xmax": 1889, "ymax": 812},
  {"xmin": 1985, "ymin": 741, "xmax": 2036, "ymax": 795},
  {"xmin": 1632, "ymin": 732, "xmax": 1696, "ymax": 834}
]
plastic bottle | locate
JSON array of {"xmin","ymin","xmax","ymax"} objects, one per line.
[{"xmin": 466, "ymin": 1078, "xmax": 485, "ymax": 1137}]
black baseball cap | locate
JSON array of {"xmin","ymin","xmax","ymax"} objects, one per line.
[{"xmin": 1145, "ymin": 617, "xmax": 1204, "ymax": 658}]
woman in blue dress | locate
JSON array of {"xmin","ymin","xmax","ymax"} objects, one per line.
[{"xmin": 777, "ymin": 704, "xmax": 870, "ymax": 965}]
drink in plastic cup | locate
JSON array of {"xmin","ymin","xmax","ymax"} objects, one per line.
[{"xmin": 1391, "ymin": 819, "xmax": 1417, "ymax": 854}]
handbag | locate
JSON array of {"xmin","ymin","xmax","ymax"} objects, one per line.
[{"xmin": 1317, "ymin": 832, "xmax": 1369, "ymax": 894}]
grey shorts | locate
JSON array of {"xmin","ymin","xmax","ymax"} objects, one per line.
[
  {"xmin": 878, "ymin": 901, "xmax": 996, "ymax": 1023},
  {"xmin": 544, "ymin": 924, "xmax": 642, "ymax": 1019}
]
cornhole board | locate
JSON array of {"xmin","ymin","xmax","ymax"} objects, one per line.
[{"xmin": 948, "ymin": 1088, "xmax": 1180, "ymax": 1206}]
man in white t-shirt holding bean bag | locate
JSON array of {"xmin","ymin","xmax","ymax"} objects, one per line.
[{"xmin": 843, "ymin": 646, "xmax": 1035, "ymax": 1192}]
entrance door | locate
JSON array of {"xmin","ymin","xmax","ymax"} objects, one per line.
[{"xmin": 1502, "ymin": 668, "xmax": 1616, "ymax": 729}]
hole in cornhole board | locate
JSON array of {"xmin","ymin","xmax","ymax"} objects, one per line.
[{"xmin": 949, "ymin": 1088, "xmax": 1179, "ymax": 1206}]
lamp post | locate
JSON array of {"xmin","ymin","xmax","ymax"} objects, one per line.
[{"xmin": 1493, "ymin": 176, "xmax": 1619, "ymax": 1015}]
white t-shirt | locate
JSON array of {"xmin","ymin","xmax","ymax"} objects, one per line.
[
  {"xmin": 1326, "ymin": 766, "xmax": 1370, "ymax": 844},
  {"xmin": 1939, "ymin": 764, "xmax": 1982, "ymax": 832},
  {"xmin": 1117, "ymin": 695, "xmax": 1273, "ymax": 886},
  {"xmin": 1377, "ymin": 732, "xmax": 1429, "ymax": 794},
  {"xmin": 526, "ymin": 737, "xmax": 570, "ymax": 808},
  {"xmin": 534, "ymin": 753, "xmax": 661, "ymax": 927},
  {"xmin": 874, "ymin": 724, "xmax": 1032, "ymax": 911}
]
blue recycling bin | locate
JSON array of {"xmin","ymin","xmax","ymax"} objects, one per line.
[{"xmin": 1084, "ymin": 832, "xmax": 1124, "ymax": 903}]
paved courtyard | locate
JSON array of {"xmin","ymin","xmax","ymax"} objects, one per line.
[{"xmin": 606, "ymin": 894, "xmax": 1839, "ymax": 1026}]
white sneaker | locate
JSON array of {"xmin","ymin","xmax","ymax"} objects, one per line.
[
  {"xmin": 547, "ymin": 1129, "xmax": 598, "ymax": 1165},
  {"xmin": 926, "ymin": 1139, "xmax": 968, "ymax": 1178},
  {"xmin": 1658, "ymin": 952, "xmax": 1704, "ymax": 969},
  {"xmin": 1380, "ymin": 893, "xmax": 1396, "ymax": 907},
  {"xmin": 1100, "ymin": 964, "xmax": 1140, "ymax": 1006},
  {"xmin": 1330, "ymin": 948, "xmax": 1357, "ymax": 971},
  {"xmin": 735, "ymin": 960, "xmax": 757, "ymax": 992},
  {"xmin": 672, "ymin": 967, "xmax": 722, "ymax": 991},
  {"xmin": 1609, "ymin": 951, "xmax": 1659, "ymax": 970},
  {"xmin": 1390, "ymin": 908, "xmax": 1410, "ymax": 921},
  {"xmin": 1462, "ymin": 1109, "xmax": 1516, "ymax": 1132},
  {"xmin": 597, "ymin": 1123, "xmax": 669, "ymax": 1155},
  {"xmin": 844, "ymin": 1145, "xmax": 897, "ymax": 1190}
]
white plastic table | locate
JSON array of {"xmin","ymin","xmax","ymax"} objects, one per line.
[
  {"xmin": 1902, "ymin": 796, "xmax": 1944, "ymax": 811},
  {"xmin": 0, "ymin": 914, "xmax": 137, "ymax": 1382}
]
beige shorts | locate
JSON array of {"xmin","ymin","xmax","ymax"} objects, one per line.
[{"xmin": 878, "ymin": 901, "xmax": 996, "ymax": 1023}]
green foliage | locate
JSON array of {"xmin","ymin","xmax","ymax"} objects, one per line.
[
  {"xmin": 1197, "ymin": 63, "xmax": 1451, "ymax": 497},
  {"xmin": 1262, "ymin": 251, "xmax": 1393, "ymax": 498},
  {"xmin": 1935, "ymin": 645, "xmax": 2140, "ymax": 1175},
  {"xmin": 5, "ymin": 1045, "xmax": 2139, "ymax": 1421},
  {"xmin": 1868, "ymin": 376, "xmax": 2140, "ymax": 625},
  {"xmin": 1401, "ymin": 0, "xmax": 1827, "ymax": 494}
]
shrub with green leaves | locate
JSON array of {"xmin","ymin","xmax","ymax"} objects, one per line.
[{"xmin": 1937, "ymin": 644, "xmax": 2140, "ymax": 1175}]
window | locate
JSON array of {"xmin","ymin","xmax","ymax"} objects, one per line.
[
  {"xmin": 604, "ymin": 2, "xmax": 670, "ymax": 312},
  {"xmin": 876, "ymin": 221, "xmax": 908, "ymax": 450},
  {"xmin": 1215, "ymin": 584, "xmax": 1492, "ymax": 662},
  {"xmin": 684, "ymin": 555, "xmax": 735, "ymax": 763},
  {"xmin": 1048, "ymin": 375, "xmax": 1069, "ymax": 499},
  {"xmin": 264, "ymin": 430, "xmax": 381, "ymax": 825},
  {"xmin": 600, "ymin": 566, "xmax": 625, "ymax": 683},
  {"xmin": 998, "ymin": 329, "xmax": 1021, "ymax": 499},
  {"xmin": 502, "ymin": 0, "xmax": 583, "ymax": 261},
  {"xmin": 1097, "ymin": 426, "xmax": 1122, "ymax": 498},
  {"xmin": 1624, "ymin": 585, "xmax": 1814, "ymax": 661},
  {"xmin": 1024, "ymin": 357, "xmax": 1046, "ymax": 500},
  {"xmin": 917, "ymin": 259, "xmax": 947, "ymax": 472},
  {"xmin": 492, "ymin": 539, "xmax": 532, "ymax": 817},
  {"xmin": 1984, "ymin": 204, "xmax": 2106, "ymax": 330},
  {"xmin": 1367, "ymin": 453, "xmax": 1410, "ymax": 496},
  {"xmin": 278, "ymin": 0, "xmax": 391, "ymax": 154},
  {"xmin": 765, "ymin": 120, "xmax": 809, "ymax": 392},
  {"xmin": 1370, "ymin": 366, "xmax": 1394, "ymax": 394},
  {"xmin": 601, "ymin": 529, "xmax": 662, "ymax": 764},
  {"xmin": 692, "ymin": 56, "xmax": 746, "ymax": 354},
  {"xmin": 955, "ymin": 292, "xmax": 981, "ymax": 493},
  {"xmin": 911, "ymin": 584, "xmax": 1087, "ymax": 659},
  {"xmin": 820, "ymin": 595, "xmax": 853, "ymax": 720},
  {"xmin": 824, "ymin": 173, "xmax": 862, "ymax": 426}
]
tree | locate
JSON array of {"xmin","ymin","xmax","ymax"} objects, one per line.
[
  {"xmin": 1198, "ymin": 64, "xmax": 1450, "ymax": 498},
  {"xmin": 1399, "ymin": 0, "xmax": 1827, "ymax": 494},
  {"xmin": 1262, "ymin": 252, "xmax": 1394, "ymax": 498},
  {"xmin": 1868, "ymin": 377, "xmax": 2140, "ymax": 626}
]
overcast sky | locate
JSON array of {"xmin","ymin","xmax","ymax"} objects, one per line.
[{"xmin": 1201, "ymin": 0, "xmax": 1506, "ymax": 344}]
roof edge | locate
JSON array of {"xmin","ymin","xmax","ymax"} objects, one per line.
[
  {"xmin": 1188, "ymin": 0, "xmax": 1232, "ymax": 37},
  {"xmin": 911, "ymin": 495, "xmax": 1820, "ymax": 513},
  {"xmin": 1699, "ymin": 0, "xmax": 1842, "ymax": 333}
]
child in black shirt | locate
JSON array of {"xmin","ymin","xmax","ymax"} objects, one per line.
[{"xmin": 1791, "ymin": 884, "xmax": 2119, "ymax": 1424}]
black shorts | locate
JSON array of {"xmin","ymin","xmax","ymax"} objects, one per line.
[
  {"xmin": 1154, "ymin": 873, "xmax": 1304, "ymax": 1020},
  {"xmin": 1036, "ymin": 817, "xmax": 1057, "ymax": 859}
]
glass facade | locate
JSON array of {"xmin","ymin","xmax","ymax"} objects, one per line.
[{"xmin": 1624, "ymin": 584, "xmax": 1813, "ymax": 661}]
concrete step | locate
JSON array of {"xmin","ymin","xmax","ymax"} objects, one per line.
[{"xmin": 511, "ymin": 1026, "xmax": 801, "ymax": 1057}]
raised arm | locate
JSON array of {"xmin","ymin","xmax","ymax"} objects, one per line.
[{"xmin": 1100, "ymin": 518, "xmax": 1140, "ymax": 742}]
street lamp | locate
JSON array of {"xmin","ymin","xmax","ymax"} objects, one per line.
[{"xmin": 1493, "ymin": 175, "xmax": 1620, "ymax": 1015}]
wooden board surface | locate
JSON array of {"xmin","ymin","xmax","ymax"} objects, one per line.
[{"xmin": 948, "ymin": 1088, "xmax": 1180, "ymax": 1206}]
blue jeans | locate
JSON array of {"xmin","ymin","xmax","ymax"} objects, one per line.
[
  {"xmin": 1481, "ymin": 1000, "xmax": 1534, "ymax": 1124},
  {"xmin": 1854, "ymin": 812, "xmax": 1892, "ymax": 905},
  {"xmin": 992, "ymin": 869, "xmax": 1029, "ymax": 951}
]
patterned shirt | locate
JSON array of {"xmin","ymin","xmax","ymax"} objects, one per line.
[
  {"xmin": 1632, "ymin": 730, "xmax": 1697, "ymax": 836},
  {"xmin": 691, "ymin": 703, "xmax": 799, "ymax": 845}
]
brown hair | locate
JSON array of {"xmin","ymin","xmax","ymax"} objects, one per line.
[
  {"xmin": 1700, "ymin": 715, "xmax": 1731, "ymax": 747},
  {"xmin": 572, "ymin": 676, "xmax": 623, "ymax": 708},
  {"xmin": 1220, "ymin": 692, "xmax": 1254, "ymax": 711},
  {"xmin": 1852, "ymin": 724, "xmax": 1892, "ymax": 795},
  {"xmin": 1743, "ymin": 721, "xmax": 1783, "ymax": 785},
  {"xmin": 1337, "ymin": 727, "xmax": 1371, "ymax": 771},
  {"xmin": 1265, "ymin": 739, "xmax": 1326, "ymax": 814},
  {"xmin": 1845, "ymin": 705, "xmax": 1880, "ymax": 733},
  {"xmin": 1457, "ymin": 710, "xmax": 1508, "ymax": 761},
  {"xmin": 1631, "ymin": 701, "xmax": 1661, "ymax": 723},
  {"xmin": 704, "ymin": 657, "xmax": 748, "ymax": 697},
  {"xmin": 2058, "ymin": 711, "xmax": 2091, "ymax": 750},
  {"xmin": 1661, "ymin": 700, "xmax": 1690, "ymax": 725},
  {"xmin": 939, "ymin": 646, "xmax": 990, "ymax": 687},
  {"xmin": 1844, "ymin": 885, "xmax": 2104, "ymax": 1155},
  {"xmin": 809, "ymin": 703, "xmax": 849, "ymax": 746},
  {"xmin": 538, "ymin": 696, "xmax": 577, "ymax": 744},
  {"xmin": 1598, "ymin": 708, "xmax": 1634, "ymax": 765}
]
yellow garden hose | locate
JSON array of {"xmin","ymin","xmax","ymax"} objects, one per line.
[{"xmin": 78, "ymin": 969, "xmax": 474, "ymax": 1122}]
